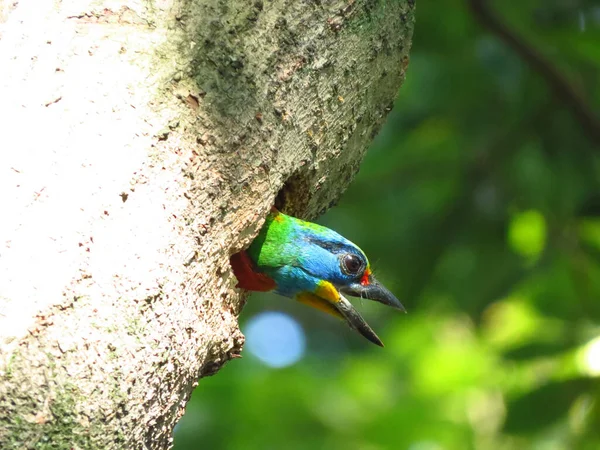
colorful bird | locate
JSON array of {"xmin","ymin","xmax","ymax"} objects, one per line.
[{"xmin": 230, "ymin": 208, "xmax": 405, "ymax": 346}]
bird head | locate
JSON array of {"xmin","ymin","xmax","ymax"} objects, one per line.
[
  {"xmin": 288, "ymin": 218, "xmax": 405, "ymax": 346},
  {"xmin": 236, "ymin": 209, "xmax": 405, "ymax": 346}
]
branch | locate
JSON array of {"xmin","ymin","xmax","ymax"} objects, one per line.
[
  {"xmin": 467, "ymin": 0, "xmax": 600, "ymax": 146},
  {"xmin": 0, "ymin": 0, "xmax": 415, "ymax": 447}
]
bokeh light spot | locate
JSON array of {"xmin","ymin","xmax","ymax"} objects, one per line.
[
  {"xmin": 508, "ymin": 210, "xmax": 546, "ymax": 261},
  {"xmin": 578, "ymin": 336, "xmax": 600, "ymax": 377},
  {"xmin": 244, "ymin": 311, "xmax": 306, "ymax": 368}
]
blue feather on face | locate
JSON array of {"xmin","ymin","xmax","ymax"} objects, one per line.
[
  {"xmin": 286, "ymin": 226, "xmax": 368, "ymax": 292},
  {"xmin": 263, "ymin": 220, "xmax": 369, "ymax": 296},
  {"xmin": 298, "ymin": 232, "xmax": 368, "ymax": 287}
]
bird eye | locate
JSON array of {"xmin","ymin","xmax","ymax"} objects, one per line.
[{"xmin": 341, "ymin": 254, "xmax": 363, "ymax": 275}]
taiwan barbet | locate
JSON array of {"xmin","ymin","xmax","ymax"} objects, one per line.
[{"xmin": 230, "ymin": 208, "xmax": 405, "ymax": 346}]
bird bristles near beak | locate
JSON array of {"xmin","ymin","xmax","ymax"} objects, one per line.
[{"xmin": 340, "ymin": 275, "xmax": 406, "ymax": 313}]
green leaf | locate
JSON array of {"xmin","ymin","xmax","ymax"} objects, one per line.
[{"xmin": 508, "ymin": 210, "xmax": 547, "ymax": 261}]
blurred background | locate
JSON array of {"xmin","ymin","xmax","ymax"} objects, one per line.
[{"xmin": 175, "ymin": 1, "xmax": 600, "ymax": 449}]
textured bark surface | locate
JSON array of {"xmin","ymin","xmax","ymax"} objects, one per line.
[{"xmin": 0, "ymin": 0, "xmax": 414, "ymax": 448}]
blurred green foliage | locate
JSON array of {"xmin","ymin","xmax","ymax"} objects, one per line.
[{"xmin": 175, "ymin": 1, "xmax": 600, "ymax": 449}]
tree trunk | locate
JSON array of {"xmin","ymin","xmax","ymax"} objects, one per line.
[{"xmin": 0, "ymin": 0, "xmax": 414, "ymax": 448}]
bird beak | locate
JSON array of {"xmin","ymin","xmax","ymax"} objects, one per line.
[
  {"xmin": 340, "ymin": 275, "xmax": 406, "ymax": 312},
  {"xmin": 336, "ymin": 294, "xmax": 384, "ymax": 347}
]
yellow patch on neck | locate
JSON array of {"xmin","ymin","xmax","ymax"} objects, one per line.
[
  {"xmin": 296, "ymin": 292, "xmax": 343, "ymax": 320},
  {"xmin": 314, "ymin": 280, "xmax": 340, "ymax": 303}
]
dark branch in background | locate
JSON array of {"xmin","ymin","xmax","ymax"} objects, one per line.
[
  {"xmin": 467, "ymin": 0, "xmax": 600, "ymax": 146},
  {"xmin": 402, "ymin": 102, "xmax": 552, "ymax": 313}
]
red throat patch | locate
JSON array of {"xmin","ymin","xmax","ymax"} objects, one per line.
[{"xmin": 230, "ymin": 251, "xmax": 277, "ymax": 292}]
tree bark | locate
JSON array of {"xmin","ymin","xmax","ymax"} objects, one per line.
[{"xmin": 0, "ymin": 0, "xmax": 414, "ymax": 448}]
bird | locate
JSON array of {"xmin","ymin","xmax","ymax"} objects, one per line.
[{"xmin": 230, "ymin": 208, "xmax": 405, "ymax": 346}]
